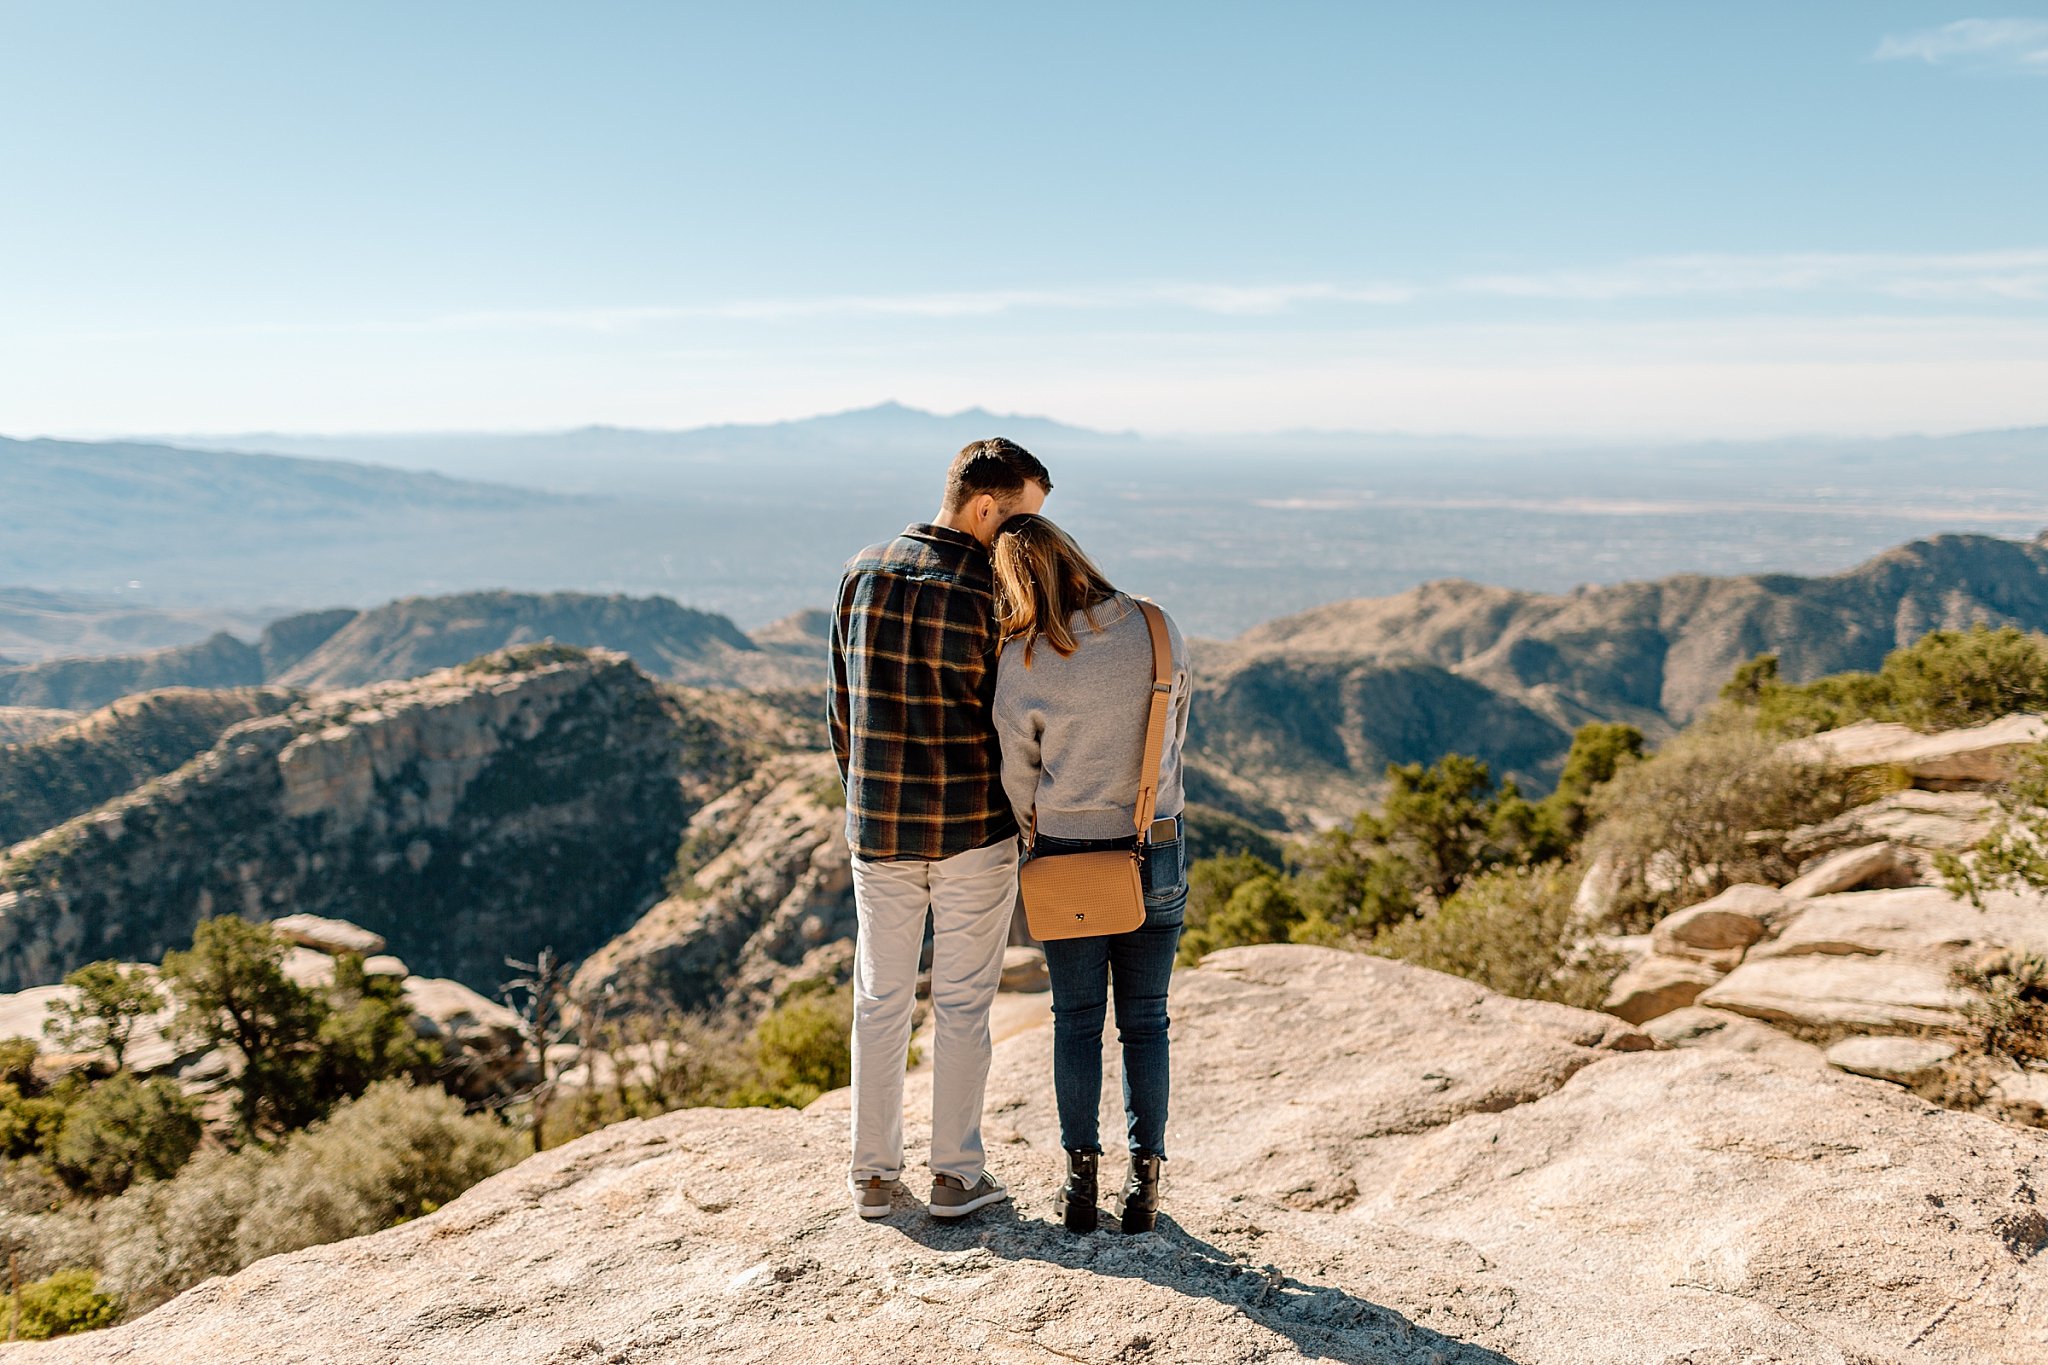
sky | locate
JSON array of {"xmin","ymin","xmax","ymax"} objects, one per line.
[{"xmin": 2, "ymin": 1, "xmax": 2046, "ymax": 439}]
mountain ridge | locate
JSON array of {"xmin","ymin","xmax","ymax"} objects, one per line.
[{"xmin": 7, "ymin": 531, "xmax": 2048, "ymax": 829}]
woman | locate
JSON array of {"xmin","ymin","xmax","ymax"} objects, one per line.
[{"xmin": 990, "ymin": 514, "xmax": 1193, "ymax": 1234}]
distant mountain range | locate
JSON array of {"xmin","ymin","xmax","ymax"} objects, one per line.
[
  {"xmin": 1186, "ymin": 530, "xmax": 2048, "ymax": 822},
  {"xmin": 8, "ymin": 530, "xmax": 2047, "ymax": 829},
  {"xmin": 172, "ymin": 401, "xmax": 1127, "ymax": 495},
  {"xmin": 11, "ymin": 409, "xmax": 2048, "ymax": 638}
]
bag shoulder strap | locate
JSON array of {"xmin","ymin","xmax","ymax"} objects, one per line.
[{"xmin": 1131, "ymin": 597, "xmax": 1172, "ymax": 842}]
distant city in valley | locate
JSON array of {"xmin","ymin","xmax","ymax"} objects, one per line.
[{"xmin": 6, "ymin": 404, "xmax": 2048, "ymax": 649}]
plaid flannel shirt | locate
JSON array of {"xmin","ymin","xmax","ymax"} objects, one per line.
[{"xmin": 829, "ymin": 523, "xmax": 1020, "ymax": 862}]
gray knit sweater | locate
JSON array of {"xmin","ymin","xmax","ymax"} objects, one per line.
[{"xmin": 993, "ymin": 592, "xmax": 1192, "ymax": 841}]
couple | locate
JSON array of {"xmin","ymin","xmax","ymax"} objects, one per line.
[{"xmin": 828, "ymin": 437, "xmax": 1193, "ymax": 1234}]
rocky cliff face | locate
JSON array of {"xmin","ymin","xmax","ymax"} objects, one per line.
[
  {"xmin": 19, "ymin": 946, "xmax": 2043, "ymax": 1364},
  {"xmin": 0, "ymin": 649, "xmax": 758, "ymax": 994},
  {"xmin": 570, "ymin": 751, "xmax": 854, "ymax": 1018}
]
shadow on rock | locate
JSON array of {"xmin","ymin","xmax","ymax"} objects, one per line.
[{"xmin": 885, "ymin": 1203, "xmax": 1523, "ymax": 1365}]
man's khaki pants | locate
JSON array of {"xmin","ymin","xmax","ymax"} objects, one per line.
[{"xmin": 848, "ymin": 835, "xmax": 1020, "ymax": 1188}]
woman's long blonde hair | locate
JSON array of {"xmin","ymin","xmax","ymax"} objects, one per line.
[{"xmin": 993, "ymin": 515, "xmax": 1119, "ymax": 665}]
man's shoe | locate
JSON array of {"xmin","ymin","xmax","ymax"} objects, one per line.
[
  {"xmin": 1119, "ymin": 1153, "xmax": 1162, "ymax": 1234},
  {"xmin": 854, "ymin": 1176, "xmax": 896, "ymax": 1220},
  {"xmin": 1060, "ymin": 1148, "xmax": 1100, "ymax": 1234},
  {"xmin": 928, "ymin": 1171, "xmax": 1009, "ymax": 1219}
]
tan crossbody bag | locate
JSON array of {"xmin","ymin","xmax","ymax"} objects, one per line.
[{"xmin": 1018, "ymin": 598, "xmax": 1174, "ymax": 942}]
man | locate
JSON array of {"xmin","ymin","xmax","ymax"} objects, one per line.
[{"xmin": 829, "ymin": 437, "xmax": 1052, "ymax": 1220}]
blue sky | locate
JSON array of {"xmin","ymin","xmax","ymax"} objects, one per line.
[{"xmin": 2, "ymin": 2, "xmax": 2045, "ymax": 437}]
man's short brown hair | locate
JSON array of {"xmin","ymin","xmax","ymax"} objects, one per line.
[{"xmin": 944, "ymin": 437, "xmax": 1052, "ymax": 511}]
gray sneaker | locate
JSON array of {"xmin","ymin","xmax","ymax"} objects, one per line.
[
  {"xmin": 928, "ymin": 1171, "xmax": 1009, "ymax": 1219},
  {"xmin": 854, "ymin": 1176, "xmax": 897, "ymax": 1220}
]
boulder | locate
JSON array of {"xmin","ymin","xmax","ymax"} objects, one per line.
[
  {"xmin": 0, "ymin": 972, "xmax": 192, "ymax": 1075},
  {"xmin": 1785, "ymin": 789, "xmax": 1997, "ymax": 860},
  {"xmin": 1697, "ymin": 954, "xmax": 1976, "ymax": 1033},
  {"xmin": 1745, "ymin": 885, "xmax": 2048, "ymax": 964},
  {"xmin": 1648, "ymin": 887, "xmax": 1772, "ymax": 966},
  {"xmin": 280, "ymin": 946, "xmax": 338, "ymax": 989},
  {"xmin": 1780, "ymin": 841, "xmax": 1922, "ymax": 899},
  {"xmin": 1784, "ymin": 713, "xmax": 2048, "ymax": 788},
  {"xmin": 28, "ymin": 946, "xmax": 2046, "ymax": 1365},
  {"xmin": 998, "ymin": 945, "xmax": 1049, "ymax": 993},
  {"xmin": 270, "ymin": 913, "xmax": 387, "ymax": 957},
  {"xmin": 403, "ymin": 977, "xmax": 528, "ymax": 1098},
  {"xmin": 1824, "ymin": 1035, "xmax": 1956, "ymax": 1085},
  {"xmin": 1602, "ymin": 954, "xmax": 1724, "ymax": 1024},
  {"xmin": 1639, "ymin": 1005, "xmax": 1825, "ymax": 1066},
  {"xmin": 1991, "ymin": 1067, "xmax": 2048, "ymax": 1126},
  {"xmin": 362, "ymin": 954, "xmax": 410, "ymax": 978}
]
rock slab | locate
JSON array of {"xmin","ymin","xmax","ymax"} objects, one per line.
[{"xmin": 13, "ymin": 946, "xmax": 2044, "ymax": 1365}]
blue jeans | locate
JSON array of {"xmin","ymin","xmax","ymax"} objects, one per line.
[{"xmin": 1034, "ymin": 821, "xmax": 1187, "ymax": 1159}]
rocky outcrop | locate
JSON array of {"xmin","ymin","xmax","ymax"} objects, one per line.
[
  {"xmin": 0, "ymin": 916, "xmax": 529, "ymax": 1102},
  {"xmin": 0, "ymin": 916, "xmax": 536, "ymax": 1113},
  {"xmin": 1779, "ymin": 839, "xmax": 1923, "ymax": 898},
  {"xmin": 0, "ymin": 650, "xmax": 753, "ymax": 994},
  {"xmin": 270, "ymin": 913, "xmax": 386, "ymax": 956},
  {"xmin": 1825, "ymin": 1035, "xmax": 1957, "ymax": 1084},
  {"xmin": 1784, "ymin": 714, "xmax": 2048, "ymax": 788},
  {"xmin": 20, "ymin": 947, "xmax": 2044, "ymax": 1364},
  {"xmin": 1615, "ymin": 715, "xmax": 2048, "ymax": 1117},
  {"xmin": 570, "ymin": 752, "xmax": 853, "ymax": 1017},
  {"xmin": 1783, "ymin": 789, "xmax": 1997, "ymax": 861}
]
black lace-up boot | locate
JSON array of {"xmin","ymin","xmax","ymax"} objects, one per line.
[
  {"xmin": 1060, "ymin": 1148, "xmax": 1100, "ymax": 1233},
  {"xmin": 1120, "ymin": 1152, "xmax": 1162, "ymax": 1234}
]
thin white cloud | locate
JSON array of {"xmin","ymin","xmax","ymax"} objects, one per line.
[
  {"xmin": 52, "ymin": 248, "xmax": 2048, "ymax": 349},
  {"xmin": 433, "ymin": 281, "xmax": 1417, "ymax": 331},
  {"xmin": 1873, "ymin": 17, "xmax": 2048, "ymax": 71},
  {"xmin": 1458, "ymin": 249, "xmax": 2048, "ymax": 302}
]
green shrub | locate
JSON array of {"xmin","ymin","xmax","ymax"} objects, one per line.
[
  {"xmin": 234, "ymin": 1081, "xmax": 522, "ymax": 1263},
  {"xmin": 1583, "ymin": 715, "xmax": 1856, "ymax": 930},
  {"xmin": 1369, "ymin": 863, "xmax": 1622, "ymax": 1008},
  {"xmin": 727, "ymin": 989, "xmax": 852, "ymax": 1109},
  {"xmin": 11, "ymin": 1267, "xmax": 119, "ymax": 1339},
  {"xmin": 1729, "ymin": 626, "xmax": 2048, "ymax": 737},
  {"xmin": 97, "ymin": 1082, "xmax": 520, "ymax": 1313},
  {"xmin": 48, "ymin": 1074, "xmax": 201, "ymax": 1198},
  {"xmin": 0, "ymin": 1039, "xmax": 38, "ymax": 1091},
  {"xmin": 95, "ymin": 1147, "xmax": 268, "ymax": 1315},
  {"xmin": 1941, "ymin": 744, "xmax": 2048, "ymax": 906},
  {"xmin": 0, "ymin": 1081, "xmax": 75, "ymax": 1163},
  {"xmin": 1178, "ymin": 854, "xmax": 1300, "ymax": 964}
]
